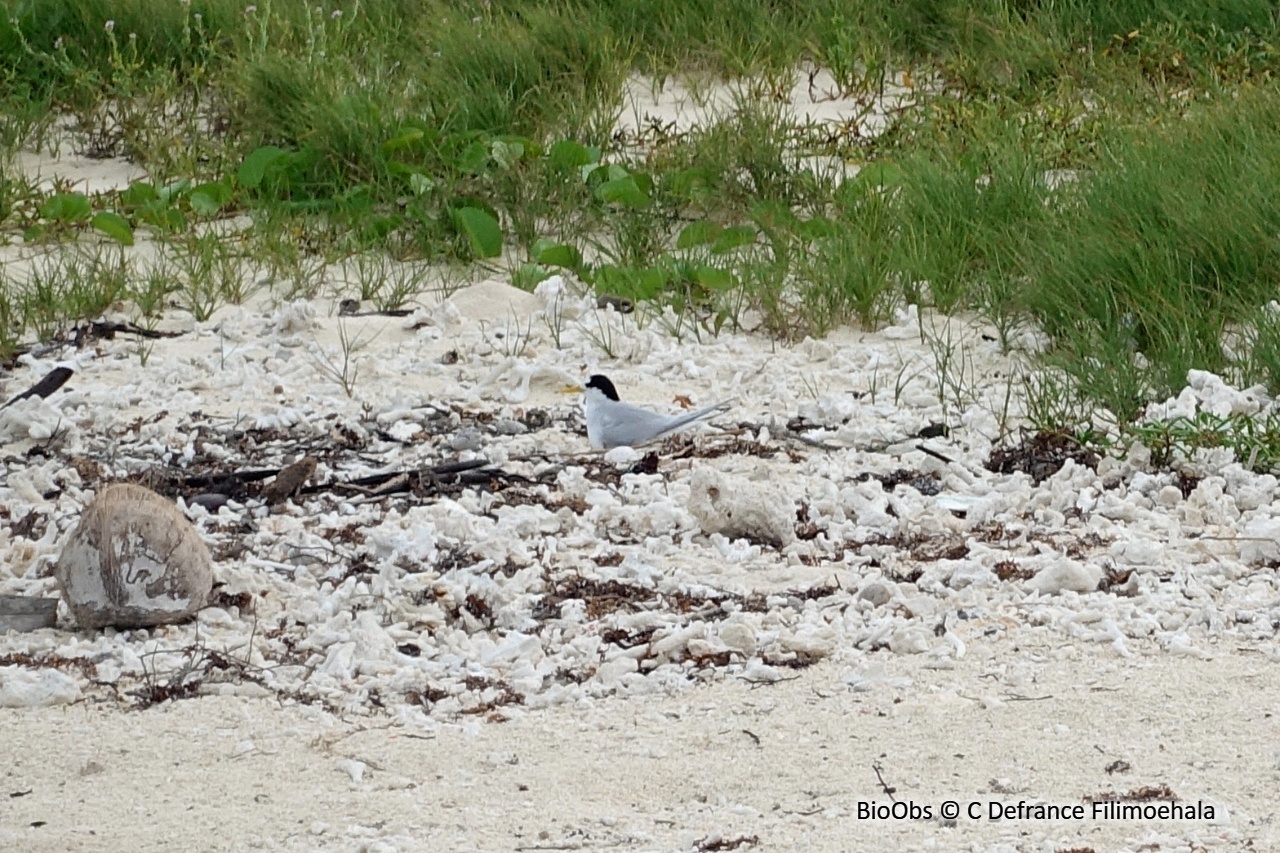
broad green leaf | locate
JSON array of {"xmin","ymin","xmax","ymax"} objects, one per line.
[
  {"xmin": 852, "ymin": 161, "xmax": 904, "ymax": 190},
  {"xmin": 189, "ymin": 181, "xmax": 232, "ymax": 215},
  {"xmin": 90, "ymin": 211, "xmax": 134, "ymax": 245},
  {"xmin": 382, "ymin": 129, "xmax": 424, "ymax": 152},
  {"xmin": 157, "ymin": 178, "xmax": 191, "ymax": 203},
  {"xmin": 39, "ymin": 192, "xmax": 91, "ymax": 223},
  {"xmin": 634, "ymin": 266, "xmax": 667, "ymax": 300},
  {"xmin": 549, "ymin": 140, "xmax": 592, "ymax": 170},
  {"xmin": 694, "ymin": 265, "xmax": 735, "ymax": 291},
  {"xmin": 667, "ymin": 166, "xmax": 716, "ymax": 201},
  {"xmin": 409, "ymin": 173, "xmax": 435, "ymax": 196},
  {"xmin": 188, "ymin": 191, "xmax": 220, "ymax": 216},
  {"xmin": 457, "ymin": 141, "xmax": 490, "ymax": 174},
  {"xmin": 676, "ymin": 220, "xmax": 722, "ymax": 249},
  {"xmin": 586, "ymin": 163, "xmax": 630, "ymax": 185},
  {"xmin": 491, "ymin": 139, "xmax": 525, "ymax": 169},
  {"xmin": 196, "ymin": 180, "xmax": 232, "ymax": 204},
  {"xmin": 500, "ymin": 135, "xmax": 541, "ymax": 157},
  {"xmin": 711, "ymin": 224, "xmax": 756, "ymax": 254},
  {"xmin": 238, "ymin": 146, "xmax": 289, "ymax": 189},
  {"xmin": 595, "ymin": 264, "xmax": 665, "ymax": 301},
  {"xmin": 592, "ymin": 265, "xmax": 629, "ymax": 294},
  {"xmin": 452, "ymin": 206, "xmax": 503, "ymax": 257},
  {"xmin": 713, "ymin": 309, "xmax": 730, "ymax": 335},
  {"xmin": 596, "ymin": 176, "xmax": 650, "ymax": 208},
  {"xmin": 120, "ymin": 182, "xmax": 159, "ymax": 208},
  {"xmin": 137, "ymin": 202, "xmax": 187, "ymax": 232},
  {"xmin": 586, "ymin": 263, "xmax": 617, "ymax": 289},
  {"xmin": 531, "ymin": 238, "xmax": 581, "ymax": 270}
]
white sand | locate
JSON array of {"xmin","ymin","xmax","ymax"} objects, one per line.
[
  {"xmin": 4, "ymin": 636, "xmax": 1275, "ymax": 852},
  {"xmin": 13, "ymin": 148, "xmax": 148, "ymax": 195},
  {"xmin": 615, "ymin": 66, "xmax": 921, "ymax": 144}
]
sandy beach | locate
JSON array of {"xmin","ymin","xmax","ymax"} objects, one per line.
[
  {"xmin": 5, "ymin": 636, "xmax": 1276, "ymax": 852},
  {"xmin": 3, "ymin": 59, "xmax": 1280, "ymax": 853}
]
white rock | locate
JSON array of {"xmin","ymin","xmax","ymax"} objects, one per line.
[
  {"xmin": 1110, "ymin": 538, "xmax": 1166, "ymax": 566},
  {"xmin": 858, "ymin": 581, "xmax": 893, "ymax": 607},
  {"xmin": 533, "ymin": 275, "xmax": 582, "ymax": 318},
  {"xmin": 780, "ymin": 626, "xmax": 837, "ymax": 657},
  {"xmin": 55, "ymin": 483, "xmax": 214, "ymax": 629},
  {"xmin": 1240, "ymin": 517, "xmax": 1280, "ymax": 564},
  {"xmin": 595, "ymin": 657, "xmax": 638, "ymax": 687},
  {"xmin": 738, "ymin": 659, "xmax": 784, "ymax": 682},
  {"xmin": 839, "ymin": 483, "xmax": 896, "ymax": 533},
  {"xmin": 889, "ymin": 626, "xmax": 931, "ymax": 655},
  {"xmin": 948, "ymin": 561, "xmax": 996, "ymax": 590},
  {"xmin": 899, "ymin": 595, "xmax": 939, "ymax": 621},
  {"xmin": 15, "ymin": 285, "xmax": 1280, "ymax": 724},
  {"xmin": 1025, "ymin": 558, "xmax": 1101, "ymax": 596},
  {"xmin": 0, "ymin": 666, "xmax": 81, "ymax": 708},
  {"xmin": 1226, "ymin": 467, "xmax": 1276, "ymax": 509},
  {"xmin": 716, "ymin": 621, "xmax": 758, "ymax": 657},
  {"xmin": 1110, "ymin": 573, "xmax": 1140, "ymax": 597},
  {"xmin": 447, "ymin": 279, "xmax": 542, "ymax": 324},
  {"xmin": 337, "ymin": 758, "xmax": 367, "ymax": 783},
  {"xmin": 686, "ymin": 467, "xmax": 796, "ymax": 546},
  {"xmin": 603, "ymin": 446, "xmax": 643, "ymax": 466},
  {"xmin": 269, "ymin": 299, "xmax": 320, "ymax": 335}
]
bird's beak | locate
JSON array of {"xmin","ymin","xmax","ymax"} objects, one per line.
[{"xmin": 559, "ymin": 384, "xmax": 584, "ymax": 394}]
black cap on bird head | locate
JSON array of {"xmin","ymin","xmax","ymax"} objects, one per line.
[{"xmin": 584, "ymin": 374, "xmax": 619, "ymax": 402}]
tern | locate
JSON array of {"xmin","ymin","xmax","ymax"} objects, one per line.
[{"xmin": 563, "ymin": 374, "xmax": 734, "ymax": 450}]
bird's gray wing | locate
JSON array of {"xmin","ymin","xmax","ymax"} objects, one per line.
[{"xmin": 597, "ymin": 401, "xmax": 683, "ymax": 448}]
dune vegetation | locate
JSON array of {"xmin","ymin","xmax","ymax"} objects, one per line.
[{"xmin": 4, "ymin": 0, "xmax": 1280, "ymax": 459}]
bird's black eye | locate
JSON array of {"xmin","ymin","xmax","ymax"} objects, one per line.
[{"xmin": 585, "ymin": 374, "xmax": 620, "ymax": 401}]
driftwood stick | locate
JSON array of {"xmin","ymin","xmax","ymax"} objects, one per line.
[{"xmin": 1, "ymin": 366, "xmax": 74, "ymax": 411}]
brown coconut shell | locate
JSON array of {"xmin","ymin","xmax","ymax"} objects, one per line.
[{"xmin": 55, "ymin": 483, "xmax": 213, "ymax": 629}]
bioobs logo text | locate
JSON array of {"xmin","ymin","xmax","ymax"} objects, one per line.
[{"xmin": 857, "ymin": 801, "xmax": 932, "ymax": 820}]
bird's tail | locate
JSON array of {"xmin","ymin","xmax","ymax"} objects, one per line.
[{"xmin": 657, "ymin": 397, "xmax": 737, "ymax": 438}]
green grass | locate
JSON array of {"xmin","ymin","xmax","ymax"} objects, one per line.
[
  {"xmin": 3, "ymin": 0, "xmax": 1280, "ymax": 470},
  {"xmin": 1022, "ymin": 87, "xmax": 1280, "ymax": 419}
]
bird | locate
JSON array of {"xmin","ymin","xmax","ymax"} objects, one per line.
[{"xmin": 563, "ymin": 373, "xmax": 734, "ymax": 450}]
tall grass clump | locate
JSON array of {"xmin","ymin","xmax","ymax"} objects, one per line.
[
  {"xmin": 893, "ymin": 135, "xmax": 1050, "ymax": 315},
  {"xmin": 800, "ymin": 187, "xmax": 900, "ymax": 333},
  {"xmin": 1235, "ymin": 304, "xmax": 1280, "ymax": 395},
  {"xmin": 587, "ymin": 0, "xmax": 838, "ymax": 75},
  {"xmin": 1238, "ymin": 302, "xmax": 1280, "ymax": 395},
  {"xmin": 424, "ymin": 8, "xmax": 622, "ymax": 137},
  {"xmin": 1050, "ymin": 0, "xmax": 1279, "ymax": 40},
  {"xmin": 755, "ymin": 123, "xmax": 1052, "ymax": 338},
  {"xmin": 1024, "ymin": 88, "xmax": 1280, "ymax": 421},
  {"xmin": 649, "ymin": 98, "xmax": 826, "ymax": 218}
]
